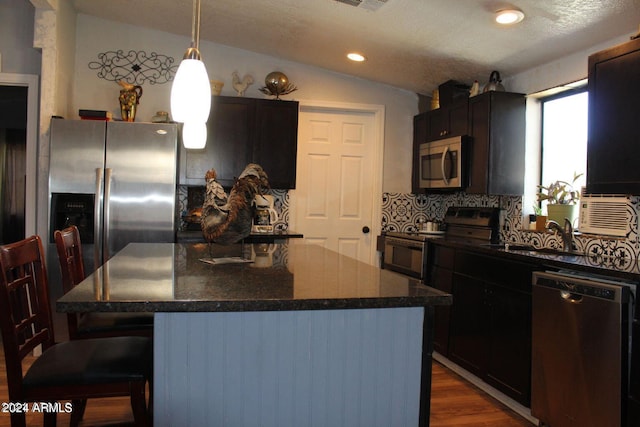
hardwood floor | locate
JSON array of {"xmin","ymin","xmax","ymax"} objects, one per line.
[
  {"xmin": 430, "ymin": 362, "xmax": 533, "ymax": 426},
  {"xmin": 0, "ymin": 346, "xmax": 531, "ymax": 427}
]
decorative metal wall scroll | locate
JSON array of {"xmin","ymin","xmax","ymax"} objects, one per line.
[{"xmin": 88, "ymin": 50, "xmax": 178, "ymax": 85}]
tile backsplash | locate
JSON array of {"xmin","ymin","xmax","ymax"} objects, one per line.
[
  {"xmin": 177, "ymin": 186, "xmax": 290, "ymax": 231},
  {"xmin": 382, "ymin": 192, "xmax": 640, "ymax": 261},
  {"xmin": 178, "ymin": 186, "xmax": 640, "ymax": 262}
]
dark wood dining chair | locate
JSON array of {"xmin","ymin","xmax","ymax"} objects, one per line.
[
  {"xmin": 54, "ymin": 225, "xmax": 153, "ymax": 339},
  {"xmin": 0, "ymin": 235, "xmax": 152, "ymax": 427}
]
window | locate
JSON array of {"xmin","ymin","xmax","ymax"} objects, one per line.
[{"xmin": 540, "ymin": 89, "xmax": 588, "ymax": 196}]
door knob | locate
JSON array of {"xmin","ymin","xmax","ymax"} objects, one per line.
[{"xmin": 362, "ymin": 226, "xmax": 370, "ymax": 234}]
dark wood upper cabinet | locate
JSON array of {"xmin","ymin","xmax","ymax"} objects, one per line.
[
  {"xmin": 183, "ymin": 97, "xmax": 254, "ymax": 188},
  {"xmin": 425, "ymin": 98, "xmax": 469, "ymax": 142},
  {"xmin": 467, "ymin": 91, "xmax": 526, "ymax": 195},
  {"xmin": 587, "ymin": 37, "xmax": 640, "ymax": 194},
  {"xmin": 180, "ymin": 96, "xmax": 299, "ymax": 189},
  {"xmin": 412, "ymin": 112, "xmax": 428, "ymax": 193},
  {"xmin": 254, "ymin": 99, "xmax": 299, "ymax": 189},
  {"xmin": 412, "ymin": 91, "xmax": 525, "ymax": 195}
]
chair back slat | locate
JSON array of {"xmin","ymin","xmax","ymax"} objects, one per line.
[
  {"xmin": 54, "ymin": 226, "xmax": 86, "ymax": 339},
  {"xmin": 54, "ymin": 226, "xmax": 85, "ymax": 293},
  {"xmin": 0, "ymin": 236, "xmax": 56, "ymax": 382}
]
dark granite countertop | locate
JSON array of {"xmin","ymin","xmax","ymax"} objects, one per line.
[
  {"xmin": 57, "ymin": 242, "xmax": 451, "ymax": 313},
  {"xmin": 176, "ymin": 230, "xmax": 304, "ymax": 243},
  {"xmin": 430, "ymin": 237, "xmax": 640, "ymax": 282}
]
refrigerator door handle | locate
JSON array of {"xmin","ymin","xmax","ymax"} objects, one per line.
[
  {"xmin": 103, "ymin": 168, "xmax": 113, "ymax": 262},
  {"xmin": 94, "ymin": 168, "xmax": 104, "ymax": 268}
]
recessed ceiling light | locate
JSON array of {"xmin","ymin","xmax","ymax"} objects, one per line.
[
  {"xmin": 347, "ymin": 52, "xmax": 366, "ymax": 62},
  {"xmin": 495, "ymin": 9, "xmax": 525, "ymax": 25}
]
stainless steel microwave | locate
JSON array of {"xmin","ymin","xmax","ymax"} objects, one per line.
[{"xmin": 418, "ymin": 136, "xmax": 470, "ymax": 190}]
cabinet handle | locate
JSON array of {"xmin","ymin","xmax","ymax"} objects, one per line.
[
  {"xmin": 440, "ymin": 146, "xmax": 450, "ymax": 186},
  {"xmin": 94, "ymin": 168, "xmax": 104, "ymax": 269}
]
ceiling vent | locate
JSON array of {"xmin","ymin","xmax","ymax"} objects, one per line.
[{"xmin": 334, "ymin": 0, "xmax": 388, "ymax": 11}]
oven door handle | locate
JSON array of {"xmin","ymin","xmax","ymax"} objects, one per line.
[
  {"xmin": 385, "ymin": 240, "xmax": 424, "ymax": 251},
  {"xmin": 441, "ymin": 146, "xmax": 450, "ymax": 186}
]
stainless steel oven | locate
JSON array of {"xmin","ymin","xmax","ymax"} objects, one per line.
[
  {"xmin": 381, "ymin": 207, "xmax": 501, "ymax": 280},
  {"xmin": 383, "ymin": 233, "xmax": 428, "ymax": 279}
]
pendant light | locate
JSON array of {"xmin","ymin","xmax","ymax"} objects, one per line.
[{"xmin": 171, "ymin": 0, "xmax": 211, "ymax": 149}]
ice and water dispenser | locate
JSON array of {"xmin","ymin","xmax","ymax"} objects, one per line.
[{"xmin": 49, "ymin": 193, "xmax": 94, "ymax": 244}]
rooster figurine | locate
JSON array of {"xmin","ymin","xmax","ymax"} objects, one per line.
[
  {"xmin": 232, "ymin": 71, "xmax": 254, "ymax": 96},
  {"xmin": 201, "ymin": 163, "xmax": 270, "ymax": 245}
]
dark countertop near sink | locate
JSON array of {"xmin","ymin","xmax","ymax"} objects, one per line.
[
  {"xmin": 57, "ymin": 242, "xmax": 452, "ymax": 313},
  {"xmin": 430, "ymin": 237, "xmax": 640, "ymax": 282}
]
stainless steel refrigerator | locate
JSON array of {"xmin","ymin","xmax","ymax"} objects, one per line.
[{"xmin": 47, "ymin": 118, "xmax": 178, "ymax": 301}]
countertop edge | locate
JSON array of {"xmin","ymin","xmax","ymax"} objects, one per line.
[{"xmin": 57, "ymin": 292, "xmax": 452, "ymax": 313}]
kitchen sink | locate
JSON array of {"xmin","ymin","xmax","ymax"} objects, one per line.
[
  {"xmin": 482, "ymin": 243, "xmax": 586, "ymax": 257},
  {"xmin": 529, "ymin": 247, "xmax": 586, "ymax": 257}
]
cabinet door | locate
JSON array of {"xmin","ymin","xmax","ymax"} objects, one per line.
[
  {"xmin": 467, "ymin": 92, "xmax": 525, "ymax": 195},
  {"xmin": 431, "ymin": 265, "xmax": 453, "ymax": 356},
  {"xmin": 412, "ymin": 113, "xmax": 428, "ymax": 193},
  {"xmin": 425, "ymin": 99, "xmax": 469, "ymax": 142},
  {"xmin": 254, "ymin": 99, "xmax": 299, "ymax": 189},
  {"xmin": 448, "ymin": 99, "xmax": 469, "ymax": 136},
  {"xmin": 485, "ymin": 283, "xmax": 532, "ymax": 406},
  {"xmin": 426, "ymin": 107, "xmax": 447, "ymax": 141},
  {"xmin": 183, "ymin": 96, "xmax": 254, "ymax": 187},
  {"xmin": 448, "ymin": 273, "xmax": 487, "ymax": 377},
  {"xmin": 587, "ymin": 37, "xmax": 640, "ymax": 194},
  {"xmin": 630, "ymin": 319, "xmax": 640, "ymax": 423},
  {"xmin": 467, "ymin": 95, "xmax": 490, "ymax": 194}
]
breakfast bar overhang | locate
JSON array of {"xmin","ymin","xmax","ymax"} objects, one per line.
[{"xmin": 57, "ymin": 242, "xmax": 452, "ymax": 427}]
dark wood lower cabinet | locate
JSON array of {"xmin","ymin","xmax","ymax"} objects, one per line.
[
  {"xmin": 630, "ymin": 319, "xmax": 640, "ymax": 426},
  {"xmin": 448, "ymin": 273, "xmax": 488, "ymax": 376},
  {"xmin": 431, "ymin": 266, "xmax": 453, "ymax": 355},
  {"xmin": 445, "ymin": 249, "xmax": 534, "ymax": 406},
  {"xmin": 429, "ymin": 245, "xmax": 456, "ymax": 356},
  {"xmin": 485, "ymin": 282, "xmax": 531, "ymax": 404}
]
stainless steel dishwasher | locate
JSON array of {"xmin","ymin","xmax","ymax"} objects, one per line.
[{"xmin": 532, "ymin": 270, "xmax": 634, "ymax": 427}]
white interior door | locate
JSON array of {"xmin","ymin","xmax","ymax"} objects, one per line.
[{"xmin": 292, "ymin": 103, "xmax": 383, "ymax": 265}]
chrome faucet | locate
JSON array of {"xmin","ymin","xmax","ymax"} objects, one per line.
[{"xmin": 546, "ymin": 218, "xmax": 575, "ymax": 252}]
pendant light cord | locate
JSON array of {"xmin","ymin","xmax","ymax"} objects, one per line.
[
  {"xmin": 192, "ymin": 0, "xmax": 201, "ymax": 50},
  {"xmin": 183, "ymin": 0, "xmax": 202, "ymax": 60}
]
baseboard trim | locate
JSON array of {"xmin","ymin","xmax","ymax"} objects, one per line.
[{"xmin": 433, "ymin": 352, "xmax": 539, "ymax": 425}]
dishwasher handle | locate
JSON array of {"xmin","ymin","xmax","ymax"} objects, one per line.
[
  {"xmin": 560, "ymin": 290, "xmax": 583, "ymax": 304},
  {"xmin": 533, "ymin": 271, "xmax": 629, "ymax": 304}
]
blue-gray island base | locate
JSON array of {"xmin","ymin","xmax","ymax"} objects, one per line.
[{"xmin": 57, "ymin": 242, "xmax": 451, "ymax": 427}]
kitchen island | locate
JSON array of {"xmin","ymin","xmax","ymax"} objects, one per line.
[{"xmin": 57, "ymin": 242, "xmax": 451, "ymax": 427}]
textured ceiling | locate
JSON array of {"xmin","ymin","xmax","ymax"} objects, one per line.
[{"xmin": 72, "ymin": 0, "xmax": 640, "ymax": 95}]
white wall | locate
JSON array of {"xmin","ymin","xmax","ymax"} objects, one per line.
[
  {"xmin": 72, "ymin": 14, "xmax": 418, "ymax": 194},
  {"xmin": 505, "ymin": 34, "xmax": 631, "ymax": 95},
  {"xmin": 0, "ymin": 0, "xmax": 41, "ymax": 75}
]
